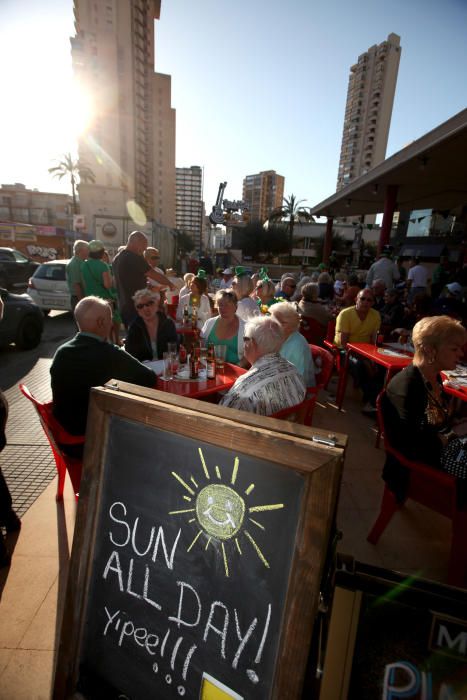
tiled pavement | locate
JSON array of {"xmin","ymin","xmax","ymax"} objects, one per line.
[{"xmin": 0, "ymin": 312, "xmax": 76, "ymax": 521}]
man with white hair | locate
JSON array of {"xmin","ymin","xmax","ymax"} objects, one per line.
[
  {"xmin": 112, "ymin": 231, "xmax": 175, "ymax": 327},
  {"xmin": 220, "ymin": 316, "xmax": 305, "ymax": 415},
  {"xmin": 66, "ymin": 239, "xmax": 89, "ymax": 311},
  {"xmin": 50, "ymin": 296, "xmax": 156, "ymax": 439}
]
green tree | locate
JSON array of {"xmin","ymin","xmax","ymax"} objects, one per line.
[
  {"xmin": 176, "ymin": 230, "xmax": 195, "ymax": 254},
  {"xmin": 266, "ymin": 194, "xmax": 313, "ymax": 264},
  {"xmin": 313, "ymin": 231, "xmax": 348, "ymax": 264},
  {"xmin": 234, "ymin": 222, "xmax": 289, "ymax": 261},
  {"xmin": 48, "ymin": 152, "xmax": 96, "ymax": 215}
]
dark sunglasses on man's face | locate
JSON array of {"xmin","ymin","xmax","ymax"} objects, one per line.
[
  {"xmin": 136, "ymin": 300, "xmax": 155, "ymax": 310},
  {"xmin": 359, "ymin": 296, "xmax": 373, "ymax": 302}
]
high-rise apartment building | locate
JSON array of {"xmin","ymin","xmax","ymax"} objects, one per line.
[
  {"xmin": 71, "ymin": 0, "xmax": 176, "ymax": 241},
  {"xmin": 242, "ymin": 170, "xmax": 285, "ymax": 223},
  {"xmin": 176, "ymin": 166, "xmax": 204, "ymax": 252},
  {"xmin": 336, "ymin": 33, "xmax": 401, "ymax": 191}
]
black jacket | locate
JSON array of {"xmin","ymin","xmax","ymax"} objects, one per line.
[{"xmin": 125, "ymin": 313, "xmax": 178, "ymax": 362}]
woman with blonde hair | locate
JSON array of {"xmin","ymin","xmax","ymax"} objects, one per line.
[
  {"xmin": 179, "ymin": 273, "xmax": 195, "ymax": 299},
  {"xmin": 125, "ymin": 288, "xmax": 177, "ymax": 362},
  {"xmin": 385, "ymin": 315, "xmax": 467, "ymax": 483},
  {"xmin": 269, "ymin": 302, "xmax": 316, "ymax": 387},
  {"xmin": 232, "ymin": 267, "xmax": 259, "ymax": 321}
]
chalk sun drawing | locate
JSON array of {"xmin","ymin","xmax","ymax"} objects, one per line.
[{"xmin": 169, "ymin": 448, "xmax": 284, "ymax": 576}]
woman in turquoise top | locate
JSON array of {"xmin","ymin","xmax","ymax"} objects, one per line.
[
  {"xmin": 270, "ymin": 302, "xmax": 316, "ymax": 387},
  {"xmin": 201, "ymin": 290, "xmax": 245, "ymax": 365}
]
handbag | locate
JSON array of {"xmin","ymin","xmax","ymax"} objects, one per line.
[{"xmin": 441, "ymin": 436, "xmax": 467, "ymax": 479}]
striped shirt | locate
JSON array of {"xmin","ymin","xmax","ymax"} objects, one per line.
[{"xmin": 220, "ymin": 353, "xmax": 305, "ymax": 416}]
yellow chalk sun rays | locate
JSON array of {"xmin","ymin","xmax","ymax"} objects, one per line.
[{"xmin": 168, "ymin": 448, "xmax": 284, "ymax": 576}]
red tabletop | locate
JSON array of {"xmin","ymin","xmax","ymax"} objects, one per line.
[
  {"xmin": 337, "ymin": 342, "xmax": 413, "ymax": 410},
  {"xmin": 156, "ymin": 362, "xmax": 246, "ymax": 399},
  {"xmin": 441, "ymin": 374, "xmax": 467, "ymax": 402},
  {"xmin": 175, "ymin": 325, "xmax": 199, "ymax": 336}
]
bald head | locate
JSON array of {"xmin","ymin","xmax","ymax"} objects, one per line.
[
  {"xmin": 74, "ymin": 296, "xmax": 112, "ymax": 339},
  {"xmin": 127, "ymin": 231, "xmax": 148, "ymax": 255}
]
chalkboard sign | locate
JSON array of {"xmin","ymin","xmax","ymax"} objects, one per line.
[{"xmin": 54, "ymin": 386, "xmax": 346, "ymax": 699}]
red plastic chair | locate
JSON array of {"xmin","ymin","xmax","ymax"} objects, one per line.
[
  {"xmin": 299, "ymin": 316, "xmax": 326, "ymax": 345},
  {"xmin": 323, "ymin": 318, "xmax": 343, "ymax": 374},
  {"xmin": 19, "ymin": 384, "xmax": 84, "ymax": 501},
  {"xmin": 270, "ymin": 393, "xmax": 318, "ymax": 427},
  {"xmin": 367, "ymin": 391, "xmax": 467, "ymax": 587},
  {"xmin": 165, "ymin": 295, "xmax": 179, "ymax": 320},
  {"xmin": 310, "ymin": 345, "xmax": 334, "ymax": 391}
]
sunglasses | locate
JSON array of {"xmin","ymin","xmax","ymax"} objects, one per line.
[
  {"xmin": 359, "ymin": 296, "xmax": 373, "ymax": 302},
  {"xmin": 136, "ymin": 300, "xmax": 155, "ymax": 310},
  {"xmin": 243, "ymin": 336, "xmax": 253, "ymax": 343}
]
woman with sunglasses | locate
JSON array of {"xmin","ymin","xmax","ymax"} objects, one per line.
[
  {"xmin": 201, "ymin": 290, "xmax": 246, "ymax": 365},
  {"xmin": 125, "ymin": 288, "xmax": 177, "ymax": 362}
]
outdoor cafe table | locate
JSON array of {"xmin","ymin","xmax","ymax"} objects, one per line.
[
  {"xmin": 441, "ymin": 371, "xmax": 467, "ymax": 402},
  {"xmin": 156, "ymin": 361, "xmax": 246, "ymax": 399},
  {"xmin": 336, "ymin": 342, "xmax": 413, "ymax": 410}
]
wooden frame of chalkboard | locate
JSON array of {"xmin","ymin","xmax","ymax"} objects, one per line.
[{"xmin": 54, "ymin": 383, "xmax": 346, "ymax": 700}]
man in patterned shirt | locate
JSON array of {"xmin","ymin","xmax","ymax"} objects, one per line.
[{"xmin": 220, "ymin": 316, "xmax": 305, "ymax": 415}]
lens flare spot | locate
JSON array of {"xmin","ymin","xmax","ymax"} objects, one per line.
[{"xmin": 127, "ymin": 200, "xmax": 147, "ymax": 227}]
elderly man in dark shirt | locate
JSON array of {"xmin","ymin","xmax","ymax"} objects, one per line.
[
  {"xmin": 112, "ymin": 231, "xmax": 174, "ymax": 327},
  {"xmin": 50, "ymin": 296, "xmax": 156, "ymax": 440}
]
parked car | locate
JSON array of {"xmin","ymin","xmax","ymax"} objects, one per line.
[
  {"xmin": 0, "ymin": 247, "xmax": 39, "ymax": 291},
  {"xmin": 28, "ymin": 260, "xmax": 71, "ymax": 313},
  {"xmin": 0, "ymin": 288, "xmax": 44, "ymax": 349}
]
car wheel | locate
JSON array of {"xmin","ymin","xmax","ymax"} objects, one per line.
[{"xmin": 15, "ymin": 316, "xmax": 43, "ymax": 350}]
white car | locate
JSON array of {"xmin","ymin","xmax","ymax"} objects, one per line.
[{"xmin": 27, "ymin": 260, "xmax": 71, "ymax": 313}]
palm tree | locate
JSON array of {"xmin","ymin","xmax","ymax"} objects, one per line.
[
  {"xmin": 266, "ymin": 194, "xmax": 314, "ymax": 264},
  {"xmin": 48, "ymin": 153, "xmax": 96, "ymax": 215}
]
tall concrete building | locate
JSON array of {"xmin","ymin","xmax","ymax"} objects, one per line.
[
  {"xmin": 336, "ymin": 33, "xmax": 401, "ymax": 191},
  {"xmin": 176, "ymin": 166, "xmax": 204, "ymax": 252},
  {"xmin": 71, "ymin": 0, "xmax": 176, "ymax": 243},
  {"xmin": 242, "ymin": 170, "xmax": 285, "ymax": 223}
]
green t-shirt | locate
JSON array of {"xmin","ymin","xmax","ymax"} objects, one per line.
[
  {"xmin": 66, "ymin": 256, "xmax": 84, "ymax": 296},
  {"xmin": 82, "ymin": 258, "xmax": 112, "ymax": 299}
]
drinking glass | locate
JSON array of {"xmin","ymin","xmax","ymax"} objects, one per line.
[
  {"xmin": 167, "ymin": 342, "xmax": 177, "ymax": 355},
  {"xmin": 162, "ymin": 351, "xmax": 174, "ymax": 380},
  {"xmin": 214, "ymin": 345, "xmax": 227, "ymax": 372}
]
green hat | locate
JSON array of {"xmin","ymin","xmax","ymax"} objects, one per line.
[
  {"xmin": 196, "ymin": 269, "xmax": 207, "ymax": 279},
  {"xmin": 318, "ymin": 262, "xmax": 328, "ymax": 271},
  {"xmin": 234, "ymin": 266, "xmax": 247, "ymax": 277},
  {"xmin": 89, "ymin": 239, "xmax": 105, "ymax": 253},
  {"xmin": 258, "ymin": 266, "xmax": 270, "ymax": 281}
]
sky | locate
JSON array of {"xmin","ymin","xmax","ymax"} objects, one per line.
[{"xmin": 1, "ymin": 0, "xmax": 466, "ymax": 219}]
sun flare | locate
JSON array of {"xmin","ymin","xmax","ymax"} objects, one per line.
[{"xmin": 169, "ymin": 449, "xmax": 284, "ymax": 577}]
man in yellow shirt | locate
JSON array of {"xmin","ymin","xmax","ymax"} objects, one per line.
[
  {"xmin": 334, "ymin": 289, "xmax": 383, "ymax": 413},
  {"xmin": 334, "ymin": 289, "xmax": 381, "ymax": 346}
]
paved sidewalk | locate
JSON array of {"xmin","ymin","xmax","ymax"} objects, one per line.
[{"xmin": 0, "ymin": 314, "xmax": 461, "ymax": 698}]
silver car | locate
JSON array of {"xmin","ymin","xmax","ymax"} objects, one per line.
[{"xmin": 28, "ymin": 260, "xmax": 71, "ymax": 313}]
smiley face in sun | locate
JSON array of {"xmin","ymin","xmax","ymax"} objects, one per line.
[
  {"xmin": 196, "ymin": 484, "xmax": 245, "ymax": 540},
  {"xmin": 169, "ymin": 448, "xmax": 284, "ymax": 577}
]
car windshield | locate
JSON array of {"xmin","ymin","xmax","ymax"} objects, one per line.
[
  {"xmin": 34, "ymin": 264, "xmax": 66, "ymax": 281},
  {"xmin": 13, "ymin": 250, "xmax": 30, "ymax": 263}
]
